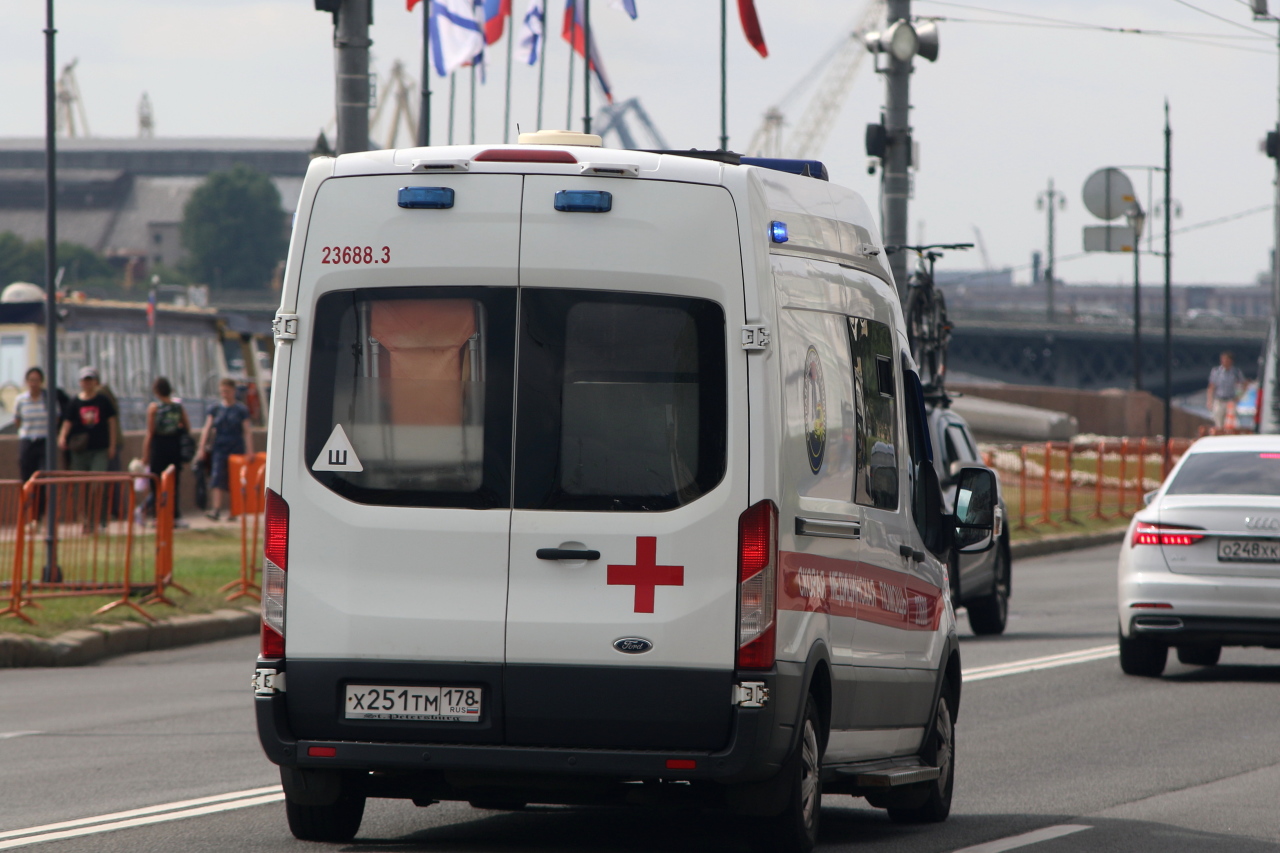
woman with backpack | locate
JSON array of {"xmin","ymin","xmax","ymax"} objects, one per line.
[{"xmin": 142, "ymin": 376, "xmax": 192, "ymax": 526}]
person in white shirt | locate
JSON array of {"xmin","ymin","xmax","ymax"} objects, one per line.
[{"xmin": 13, "ymin": 367, "xmax": 50, "ymax": 481}]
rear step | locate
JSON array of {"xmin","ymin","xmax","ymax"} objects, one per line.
[{"xmin": 839, "ymin": 765, "xmax": 941, "ymax": 787}]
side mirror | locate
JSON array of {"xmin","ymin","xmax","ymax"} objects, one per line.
[
  {"xmin": 952, "ymin": 466, "xmax": 998, "ymax": 554},
  {"xmin": 1143, "ymin": 489, "xmax": 1158, "ymax": 506}
]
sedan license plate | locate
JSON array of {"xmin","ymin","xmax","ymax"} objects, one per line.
[
  {"xmin": 1217, "ymin": 539, "xmax": 1280, "ymax": 563},
  {"xmin": 344, "ymin": 685, "xmax": 482, "ymax": 722}
]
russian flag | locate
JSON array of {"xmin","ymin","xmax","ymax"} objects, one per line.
[
  {"xmin": 562, "ymin": 0, "xmax": 613, "ymax": 102},
  {"xmin": 483, "ymin": 0, "xmax": 512, "ymax": 44},
  {"xmin": 609, "ymin": 0, "xmax": 637, "ymax": 18}
]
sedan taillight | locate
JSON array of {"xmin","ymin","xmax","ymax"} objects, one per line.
[{"xmin": 1133, "ymin": 521, "xmax": 1205, "ymax": 547}]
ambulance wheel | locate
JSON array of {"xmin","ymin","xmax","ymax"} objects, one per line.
[
  {"xmin": 285, "ymin": 789, "xmax": 366, "ymax": 843},
  {"xmin": 967, "ymin": 547, "xmax": 1009, "ymax": 636},
  {"xmin": 768, "ymin": 696, "xmax": 824, "ymax": 853},
  {"xmin": 888, "ymin": 688, "xmax": 954, "ymax": 824}
]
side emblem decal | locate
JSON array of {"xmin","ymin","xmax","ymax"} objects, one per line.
[
  {"xmin": 613, "ymin": 637, "xmax": 653, "ymax": 654},
  {"xmin": 803, "ymin": 345, "xmax": 827, "ymax": 474}
]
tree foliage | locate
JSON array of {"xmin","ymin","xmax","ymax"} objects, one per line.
[
  {"xmin": 0, "ymin": 232, "xmax": 115, "ymax": 288},
  {"xmin": 181, "ymin": 164, "xmax": 287, "ymax": 290}
]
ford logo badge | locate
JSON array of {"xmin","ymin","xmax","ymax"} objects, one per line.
[{"xmin": 613, "ymin": 637, "xmax": 653, "ymax": 654}]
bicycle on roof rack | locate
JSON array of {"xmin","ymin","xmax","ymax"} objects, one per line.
[{"xmin": 885, "ymin": 243, "xmax": 973, "ymax": 397}]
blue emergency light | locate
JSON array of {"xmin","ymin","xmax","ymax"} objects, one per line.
[
  {"xmin": 554, "ymin": 190, "xmax": 613, "ymax": 213},
  {"xmin": 770, "ymin": 221, "xmax": 789, "ymax": 243},
  {"xmin": 398, "ymin": 186, "xmax": 455, "ymax": 209}
]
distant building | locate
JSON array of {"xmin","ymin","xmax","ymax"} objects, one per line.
[
  {"xmin": 0, "ymin": 137, "xmax": 311, "ymax": 280},
  {"xmin": 935, "ymin": 268, "xmax": 1015, "ymax": 288}
]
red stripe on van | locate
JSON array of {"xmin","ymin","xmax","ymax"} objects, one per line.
[{"xmin": 778, "ymin": 551, "xmax": 942, "ymax": 631}]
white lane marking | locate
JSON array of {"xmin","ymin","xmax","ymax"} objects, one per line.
[
  {"xmin": 950, "ymin": 823, "xmax": 1092, "ymax": 853},
  {"xmin": 0, "ymin": 793, "xmax": 283, "ymax": 850},
  {"xmin": 0, "ymin": 786, "xmax": 281, "ymax": 842},
  {"xmin": 963, "ymin": 645, "xmax": 1119, "ymax": 683},
  {"xmin": 0, "ymin": 732, "xmax": 41, "ymax": 740}
]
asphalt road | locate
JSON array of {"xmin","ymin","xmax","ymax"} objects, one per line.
[{"xmin": 2, "ymin": 542, "xmax": 1278, "ymax": 853}]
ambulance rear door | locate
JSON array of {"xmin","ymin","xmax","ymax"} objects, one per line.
[
  {"xmin": 504, "ymin": 175, "xmax": 749, "ymax": 751},
  {"xmin": 281, "ymin": 173, "xmax": 520, "ymax": 745}
]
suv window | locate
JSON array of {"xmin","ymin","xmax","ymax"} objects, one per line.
[
  {"xmin": 514, "ymin": 290, "xmax": 727, "ymax": 511},
  {"xmin": 305, "ymin": 287, "xmax": 516, "ymax": 508},
  {"xmin": 849, "ymin": 317, "xmax": 899, "ymax": 510}
]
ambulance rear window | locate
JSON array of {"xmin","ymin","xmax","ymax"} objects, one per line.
[
  {"xmin": 513, "ymin": 290, "xmax": 727, "ymax": 511},
  {"xmin": 305, "ymin": 287, "xmax": 516, "ymax": 508}
]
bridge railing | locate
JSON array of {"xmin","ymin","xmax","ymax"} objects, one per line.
[{"xmin": 982, "ymin": 437, "xmax": 1195, "ymax": 530}]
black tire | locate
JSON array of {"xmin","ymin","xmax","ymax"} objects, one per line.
[
  {"xmin": 468, "ymin": 798, "xmax": 528, "ymax": 811},
  {"xmin": 967, "ymin": 545, "xmax": 1010, "ymax": 636},
  {"xmin": 1119, "ymin": 631, "xmax": 1167, "ymax": 677},
  {"xmin": 888, "ymin": 687, "xmax": 955, "ymax": 824},
  {"xmin": 768, "ymin": 696, "xmax": 824, "ymax": 853},
  {"xmin": 1177, "ymin": 644, "xmax": 1221, "ymax": 666},
  {"xmin": 285, "ymin": 790, "xmax": 366, "ymax": 843}
]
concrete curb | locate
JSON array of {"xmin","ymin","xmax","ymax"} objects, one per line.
[
  {"xmin": 1011, "ymin": 527, "xmax": 1128, "ymax": 560},
  {"xmin": 0, "ymin": 607, "xmax": 259, "ymax": 668}
]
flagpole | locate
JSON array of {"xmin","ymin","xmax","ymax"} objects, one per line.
[
  {"xmin": 719, "ymin": 0, "xmax": 728, "ymax": 150},
  {"xmin": 418, "ymin": 0, "xmax": 432, "ymax": 146},
  {"xmin": 503, "ymin": 11, "xmax": 514, "ymax": 143},
  {"xmin": 448, "ymin": 71, "xmax": 456, "ymax": 144},
  {"xmin": 537, "ymin": 12, "xmax": 547, "ymax": 131},
  {"xmin": 582, "ymin": 0, "xmax": 591, "ymax": 134},
  {"xmin": 469, "ymin": 63, "xmax": 477, "ymax": 144},
  {"xmin": 566, "ymin": 8, "xmax": 575, "ymax": 130}
]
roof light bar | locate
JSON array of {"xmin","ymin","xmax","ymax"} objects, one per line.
[
  {"xmin": 554, "ymin": 190, "xmax": 612, "ymax": 213},
  {"xmin": 398, "ymin": 187, "xmax": 455, "ymax": 209}
]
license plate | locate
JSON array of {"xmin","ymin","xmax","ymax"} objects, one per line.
[
  {"xmin": 1217, "ymin": 539, "xmax": 1280, "ymax": 563},
  {"xmin": 344, "ymin": 684, "xmax": 482, "ymax": 722}
]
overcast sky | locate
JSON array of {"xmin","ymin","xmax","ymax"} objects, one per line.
[{"xmin": 2, "ymin": 0, "xmax": 1277, "ymax": 286}]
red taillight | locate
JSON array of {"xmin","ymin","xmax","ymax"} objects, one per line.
[
  {"xmin": 308, "ymin": 746, "xmax": 337, "ymax": 757},
  {"xmin": 1130, "ymin": 602, "xmax": 1174, "ymax": 609},
  {"xmin": 1132, "ymin": 522, "xmax": 1205, "ymax": 547},
  {"xmin": 737, "ymin": 501, "xmax": 778, "ymax": 670},
  {"xmin": 265, "ymin": 489, "xmax": 289, "ymax": 571},
  {"xmin": 261, "ymin": 622, "xmax": 285, "ymax": 658},
  {"xmin": 262, "ymin": 489, "xmax": 289, "ymax": 658},
  {"xmin": 474, "ymin": 148, "xmax": 577, "ymax": 163},
  {"xmin": 665, "ymin": 759, "xmax": 697, "ymax": 770}
]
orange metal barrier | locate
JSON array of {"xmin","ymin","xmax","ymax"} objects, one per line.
[
  {"xmin": 0, "ymin": 470, "xmax": 179, "ymax": 626},
  {"xmin": 990, "ymin": 437, "xmax": 1194, "ymax": 530},
  {"xmin": 223, "ymin": 452, "xmax": 266, "ymax": 603}
]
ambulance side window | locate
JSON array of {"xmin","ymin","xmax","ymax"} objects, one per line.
[
  {"xmin": 849, "ymin": 317, "xmax": 899, "ymax": 511},
  {"xmin": 514, "ymin": 290, "xmax": 726, "ymax": 512},
  {"xmin": 305, "ymin": 287, "xmax": 516, "ymax": 508}
]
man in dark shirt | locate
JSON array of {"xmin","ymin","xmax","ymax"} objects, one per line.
[{"xmin": 57, "ymin": 366, "xmax": 119, "ymax": 472}]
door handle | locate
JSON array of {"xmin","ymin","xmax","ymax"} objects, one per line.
[
  {"xmin": 898, "ymin": 544, "xmax": 925, "ymax": 563},
  {"xmin": 536, "ymin": 548, "xmax": 601, "ymax": 561}
]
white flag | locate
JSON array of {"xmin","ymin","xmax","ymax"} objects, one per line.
[
  {"xmin": 518, "ymin": 0, "xmax": 545, "ymax": 66},
  {"xmin": 431, "ymin": 0, "xmax": 485, "ymax": 77}
]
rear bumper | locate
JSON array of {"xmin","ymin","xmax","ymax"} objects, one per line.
[
  {"xmin": 1118, "ymin": 570, "xmax": 1280, "ymax": 638},
  {"xmin": 1126, "ymin": 614, "xmax": 1280, "ymax": 648},
  {"xmin": 255, "ymin": 661, "xmax": 805, "ymax": 786}
]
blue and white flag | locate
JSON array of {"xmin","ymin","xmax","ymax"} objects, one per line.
[
  {"xmin": 609, "ymin": 0, "xmax": 637, "ymax": 18},
  {"xmin": 518, "ymin": 0, "xmax": 545, "ymax": 65},
  {"xmin": 431, "ymin": 0, "xmax": 485, "ymax": 77}
]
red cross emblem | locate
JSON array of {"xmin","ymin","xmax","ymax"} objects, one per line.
[{"xmin": 607, "ymin": 537, "xmax": 684, "ymax": 613}]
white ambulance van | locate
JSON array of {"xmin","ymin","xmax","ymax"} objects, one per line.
[{"xmin": 254, "ymin": 131, "xmax": 999, "ymax": 852}]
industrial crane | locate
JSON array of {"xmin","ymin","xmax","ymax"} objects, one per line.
[
  {"xmin": 56, "ymin": 59, "xmax": 91, "ymax": 138},
  {"xmin": 745, "ymin": 1, "xmax": 884, "ymax": 159},
  {"xmin": 368, "ymin": 60, "xmax": 419, "ymax": 150},
  {"xmin": 596, "ymin": 98, "xmax": 669, "ymax": 151}
]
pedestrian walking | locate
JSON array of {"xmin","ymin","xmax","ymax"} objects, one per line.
[
  {"xmin": 195, "ymin": 378, "xmax": 253, "ymax": 521},
  {"xmin": 1207, "ymin": 351, "xmax": 1246, "ymax": 430},
  {"xmin": 141, "ymin": 376, "xmax": 190, "ymax": 524},
  {"xmin": 57, "ymin": 366, "xmax": 118, "ymax": 472},
  {"xmin": 13, "ymin": 367, "xmax": 50, "ymax": 481}
]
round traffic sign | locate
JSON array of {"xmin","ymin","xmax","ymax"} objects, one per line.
[{"xmin": 1082, "ymin": 168, "xmax": 1135, "ymax": 221}]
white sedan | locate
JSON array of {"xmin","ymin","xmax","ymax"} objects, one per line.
[{"xmin": 1118, "ymin": 435, "xmax": 1280, "ymax": 676}]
